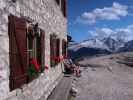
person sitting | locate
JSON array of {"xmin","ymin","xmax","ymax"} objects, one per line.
[
  {"xmin": 63, "ymin": 58, "xmax": 74, "ymax": 74},
  {"xmin": 63, "ymin": 58, "xmax": 81, "ymax": 76},
  {"xmin": 74, "ymin": 65, "xmax": 81, "ymax": 77}
]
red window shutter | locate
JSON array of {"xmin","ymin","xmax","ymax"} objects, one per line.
[{"xmin": 9, "ymin": 15, "xmax": 28, "ymax": 91}]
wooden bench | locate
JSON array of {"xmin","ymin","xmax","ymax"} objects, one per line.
[{"xmin": 47, "ymin": 75, "xmax": 73, "ymax": 100}]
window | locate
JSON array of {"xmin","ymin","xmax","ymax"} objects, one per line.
[
  {"xmin": 27, "ymin": 26, "xmax": 45, "ymax": 80},
  {"xmin": 50, "ymin": 34, "xmax": 61, "ymax": 67},
  {"xmin": 27, "ymin": 27, "xmax": 34, "ymax": 59},
  {"xmin": 8, "ymin": 15, "xmax": 45, "ymax": 91}
]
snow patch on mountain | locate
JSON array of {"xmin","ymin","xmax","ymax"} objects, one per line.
[
  {"xmin": 69, "ymin": 25, "xmax": 133, "ymax": 53},
  {"xmin": 69, "ymin": 36, "xmax": 125, "ymax": 52},
  {"xmin": 69, "ymin": 38, "xmax": 109, "ymax": 51}
]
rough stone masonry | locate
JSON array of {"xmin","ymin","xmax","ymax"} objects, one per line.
[{"xmin": 0, "ymin": 0, "xmax": 67, "ymax": 100}]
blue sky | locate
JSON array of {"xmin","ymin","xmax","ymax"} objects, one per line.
[{"xmin": 67, "ymin": 0, "xmax": 133, "ymax": 42}]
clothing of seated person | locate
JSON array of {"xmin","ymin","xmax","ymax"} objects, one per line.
[
  {"xmin": 63, "ymin": 59, "xmax": 73, "ymax": 65},
  {"xmin": 74, "ymin": 66, "xmax": 81, "ymax": 77},
  {"xmin": 63, "ymin": 59, "xmax": 74, "ymax": 68},
  {"xmin": 63, "ymin": 58, "xmax": 74, "ymax": 74}
]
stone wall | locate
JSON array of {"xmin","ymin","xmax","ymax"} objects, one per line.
[{"xmin": 0, "ymin": 0, "xmax": 67, "ymax": 99}]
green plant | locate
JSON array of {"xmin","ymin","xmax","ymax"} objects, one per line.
[{"xmin": 27, "ymin": 64, "xmax": 39, "ymax": 78}]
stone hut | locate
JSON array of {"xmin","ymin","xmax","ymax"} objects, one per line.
[{"xmin": 0, "ymin": 0, "xmax": 67, "ymax": 99}]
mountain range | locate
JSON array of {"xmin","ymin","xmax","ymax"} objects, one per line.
[{"xmin": 68, "ymin": 36, "xmax": 133, "ymax": 59}]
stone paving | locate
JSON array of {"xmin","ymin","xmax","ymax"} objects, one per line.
[{"xmin": 74, "ymin": 55, "xmax": 133, "ymax": 100}]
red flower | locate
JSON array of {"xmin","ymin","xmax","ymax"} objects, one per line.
[
  {"xmin": 56, "ymin": 56, "xmax": 60, "ymax": 62},
  {"xmin": 45, "ymin": 65, "xmax": 49, "ymax": 70},
  {"xmin": 58, "ymin": 57, "xmax": 61, "ymax": 62},
  {"xmin": 51, "ymin": 56, "xmax": 63, "ymax": 62},
  {"xmin": 30, "ymin": 58, "xmax": 40, "ymax": 72},
  {"xmin": 51, "ymin": 57, "xmax": 56, "ymax": 61},
  {"xmin": 54, "ymin": 56, "xmax": 58, "ymax": 61}
]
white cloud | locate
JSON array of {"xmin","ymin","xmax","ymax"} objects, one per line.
[
  {"xmin": 100, "ymin": 28, "xmax": 114, "ymax": 35},
  {"xmin": 89, "ymin": 28, "xmax": 114, "ymax": 40},
  {"xmin": 116, "ymin": 25, "xmax": 133, "ymax": 41},
  {"xmin": 77, "ymin": 2, "xmax": 128, "ymax": 24},
  {"xmin": 88, "ymin": 25, "xmax": 133, "ymax": 42}
]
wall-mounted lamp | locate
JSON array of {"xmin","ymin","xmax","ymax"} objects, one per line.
[
  {"xmin": 34, "ymin": 23, "xmax": 38, "ymax": 32},
  {"xmin": 34, "ymin": 23, "xmax": 40, "ymax": 37},
  {"xmin": 52, "ymin": 33, "xmax": 57, "ymax": 38}
]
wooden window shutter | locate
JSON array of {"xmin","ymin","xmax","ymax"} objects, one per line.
[
  {"xmin": 62, "ymin": 40, "xmax": 65, "ymax": 57},
  {"xmin": 56, "ymin": 38, "xmax": 60, "ymax": 63},
  {"xmin": 55, "ymin": 0, "xmax": 60, "ymax": 5},
  {"xmin": 8, "ymin": 15, "xmax": 28, "ymax": 91},
  {"xmin": 62, "ymin": 40, "xmax": 64, "ymax": 56},
  {"xmin": 65, "ymin": 41, "xmax": 67, "ymax": 57},
  {"xmin": 64, "ymin": 0, "xmax": 67, "ymax": 17},
  {"xmin": 50, "ymin": 35, "xmax": 55, "ymax": 67},
  {"xmin": 40, "ymin": 30, "xmax": 45, "ymax": 69},
  {"xmin": 61, "ymin": 0, "xmax": 67, "ymax": 17},
  {"xmin": 62, "ymin": 39, "xmax": 67, "ymax": 58},
  {"xmin": 56, "ymin": 38, "xmax": 60, "ymax": 57}
]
